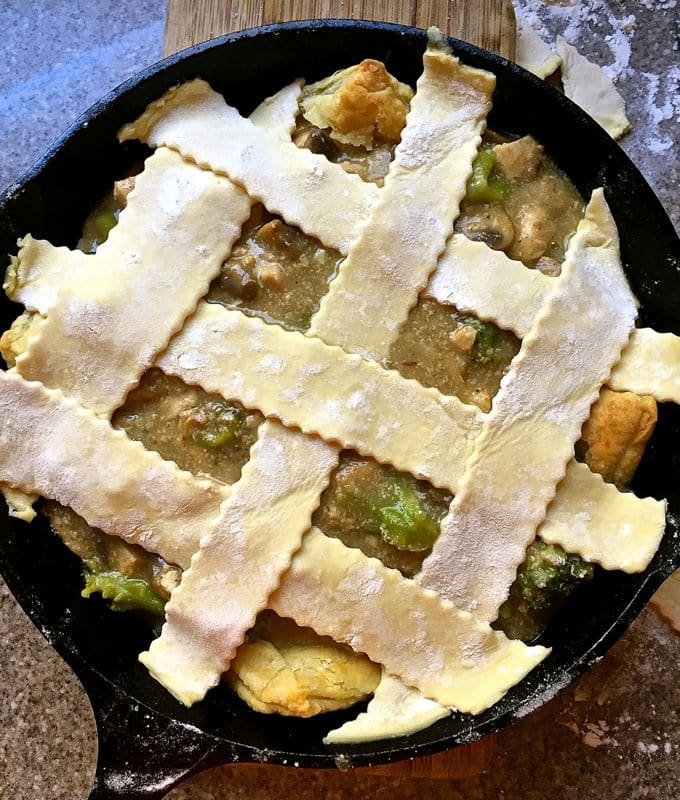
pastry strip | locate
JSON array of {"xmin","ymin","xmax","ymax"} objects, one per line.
[
  {"xmin": 310, "ymin": 50, "xmax": 496, "ymax": 361},
  {"xmin": 15, "ymin": 147, "xmax": 251, "ymax": 416},
  {"xmin": 425, "ymin": 234, "xmax": 679, "ymax": 403},
  {"xmin": 324, "ymin": 671, "xmax": 449, "ymax": 744},
  {"xmin": 141, "ymin": 45, "xmax": 500, "ymax": 704},
  {"xmin": 538, "ymin": 460, "xmax": 666, "ymax": 572},
  {"xmin": 4, "ymin": 235, "xmax": 90, "ymax": 315},
  {"xmin": 140, "ymin": 421, "xmax": 339, "ymax": 706},
  {"xmin": 269, "ymin": 528, "xmax": 549, "ymax": 714},
  {"xmin": 419, "ymin": 190, "xmax": 640, "ymax": 621},
  {"xmin": 609, "ymin": 328, "xmax": 680, "ymax": 403},
  {"xmin": 424, "ymin": 234, "xmax": 550, "ymax": 337},
  {"xmin": 11, "ymin": 235, "xmax": 675, "ymax": 407},
  {"xmin": 0, "ymin": 371, "xmax": 225, "ymax": 569},
  {"xmin": 157, "ymin": 302, "xmax": 482, "ymax": 490},
  {"xmin": 118, "ymin": 79, "xmax": 378, "ymax": 255}
]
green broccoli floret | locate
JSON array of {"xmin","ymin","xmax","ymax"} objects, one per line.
[
  {"xmin": 82, "ymin": 559, "xmax": 166, "ymax": 617},
  {"xmin": 516, "ymin": 539, "xmax": 594, "ymax": 611},
  {"xmin": 465, "ymin": 149, "xmax": 510, "ymax": 204},
  {"xmin": 455, "ymin": 313, "xmax": 501, "ymax": 363},
  {"xmin": 337, "ymin": 474, "xmax": 439, "ymax": 551},
  {"xmin": 185, "ymin": 401, "xmax": 245, "ymax": 448}
]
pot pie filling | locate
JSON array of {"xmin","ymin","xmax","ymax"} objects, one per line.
[{"xmin": 0, "ymin": 34, "xmax": 677, "ymax": 741}]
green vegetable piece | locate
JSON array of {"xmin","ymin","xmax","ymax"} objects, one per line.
[
  {"xmin": 93, "ymin": 209, "xmax": 118, "ymax": 244},
  {"xmin": 456, "ymin": 313, "xmax": 500, "ymax": 362},
  {"xmin": 516, "ymin": 539, "xmax": 594, "ymax": 611},
  {"xmin": 189, "ymin": 401, "xmax": 244, "ymax": 448},
  {"xmin": 82, "ymin": 562, "xmax": 166, "ymax": 616},
  {"xmin": 465, "ymin": 149, "xmax": 510, "ymax": 203},
  {"xmin": 338, "ymin": 474, "xmax": 438, "ymax": 551}
]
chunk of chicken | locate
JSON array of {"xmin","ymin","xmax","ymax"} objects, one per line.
[
  {"xmin": 508, "ymin": 203, "xmax": 556, "ymax": 263},
  {"xmin": 580, "ymin": 387, "xmax": 657, "ymax": 487},
  {"xmin": 493, "ymin": 135, "xmax": 544, "ymax": 181},
  {"xmin": 113, "ymin": 176, "xmax": 136, "ymax": 206}
]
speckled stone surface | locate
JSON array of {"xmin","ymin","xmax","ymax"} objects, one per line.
[{"xmin": 0, "ymin": 2, "xmax": 678, "ymax": 799}]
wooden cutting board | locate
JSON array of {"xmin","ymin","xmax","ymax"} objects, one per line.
[{"xmin": 162, "ymin": 0, "xmax": 515, "ymax": 780}]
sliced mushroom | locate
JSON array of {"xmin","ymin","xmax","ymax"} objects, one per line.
[
  {"xmin": 455, "ymin": 203, "xmax": 515, "ymax": 251},
  {"xmin": 293, "ymin": 124, "xmax": 340, "ymax": 158},
  {"xmin": 219, "ymin": 259, "xmax": 258, "ymax": 300}
]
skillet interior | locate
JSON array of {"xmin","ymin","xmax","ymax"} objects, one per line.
[{"xmin": 0, "ymin": 20, "xmax": 678, "ymax": 774}]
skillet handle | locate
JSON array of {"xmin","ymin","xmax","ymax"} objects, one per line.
[{"xmin": 82, "ymin": 670, "xmax": 221, "ymax": 799}]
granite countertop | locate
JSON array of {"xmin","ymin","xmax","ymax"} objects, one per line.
[{"xmin": 0, "ymin": 2, "xmax": 678, "ymax": 798}]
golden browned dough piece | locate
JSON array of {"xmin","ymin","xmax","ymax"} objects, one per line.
[
  {"xmin": 300, "ymin": 59, "xmax": 414, "ymax": 149},
  {"xmin": 580, "ymin": 387, "xmax": 657, "ymax": 487},
  {"xmin": 226, "ymin": 614, "xmax": 381, "ymax": 716}
]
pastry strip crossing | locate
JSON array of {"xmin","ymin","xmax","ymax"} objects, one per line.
[
  {"xmin": 419, "ymin": 190, "xmax": 640, "ymax": 621},
  {"xmin": 118, "ymin": 79, "xmax": 378, "ymax": 256},
  {"xmin": 326, "ymin": 189, "xmax": 657, "ymax": 744},
  {"xmin": 157, "ymin": 301, "xmax": 482, "ymax": 491},
  {"xmin": 0, "ymin": 371, "xmax": 226, "ymax": 569},
  {"xmin": 14, "ymin": 147, "xmax": 252, "ymax": 416},
  {"xmin": 425, "ymin": 234, "xmax": 680, "ymax": 404},
  {"xmin": 140, "ymin": 421, "xmax": 339, "ymax": 705},
  {"xmin": 10, "ymin": 234, "xmax": 676, "ymax": 407},
  {"xmin": 270, "ymin": 529, "xmax": 549, "ymax": 713},
  {"xmin": 0, "ymin": 40, "xmax": 674, "ymax": 743},
  {"xmin": 0, "ymin": 372, "xmax": 549, "ymax": 709},
  {"xmin": 309, "ymin": 49, "xmax": 495, "ymax": 360},
  {"xmin": 159, "ymin": 302, "xmax": 666, "ymax": 564},
  {"xmin": 538, "ymin": 460, "xmax": 666, "ymax": 571},
  {"xmin": 140, "ymin": 46, "xmax": 501, "ymax": 704}
]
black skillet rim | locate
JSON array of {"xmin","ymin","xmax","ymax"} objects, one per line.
[{"xmin": 0, "ymin": 19, "xmax": 678, "ymax": 775}]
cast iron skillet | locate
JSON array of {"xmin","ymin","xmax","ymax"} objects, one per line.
[{"xmin": 0, "ymin": 19, "xmax": 678, "ymax": 800}]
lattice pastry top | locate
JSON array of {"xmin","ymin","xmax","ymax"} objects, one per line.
[{"xmin": 0, "ymin": 34, "xmax": 677, "ymax": 744}]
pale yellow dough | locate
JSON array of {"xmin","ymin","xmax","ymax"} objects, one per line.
[
  {"xmin": 270, "ymin": 529, "xmax": 548, "ymax": 713},
  {"xmin": 0, "ymin": 371, "xmax": 226, "ymax": 569},
  {"xmin": 426, "ymin": 233, "xmax": 679, "ymax": 404},
  {"xmin": 556, "ymin": 37, "xmax": 630, "ymax": 140},
  {"xmin": 142, "ymin": 43, "xmax": 501, "ymax": 707},
  {"xmin": 15, "ymin": 147, "xmax": 251, "ymax": 416},
  {"xmin": 609, "ymin": 328, "xmax": 680, "ymax": 403},
  {"xmin": 140, "ymin": 421, "xmax": 338, "ymax": 706},
  {"xmin": 158, "ymin": 301, "xmax": 482, "ymax": 491},
  {"xmin": 310, "ymin": 49, "xmax": 495, "ymax": 361},
  {"xmin": 324, "ymin": 671, "xmax": 448, "ymax": 744},
  {"xmin": 118, "ymin": 79, "xmax": 378, "ymax": 255},
  {"xmin": 516, "ymin": 12, "xmax": 561, "ymax": 79},
  {"xmin": 0, "ymin": 37, "xmax": 674, "ymax": 747},
  {"xmin": 539, "ymin": 460, "xmax": 666, "ymax": 572},
  {"xmin": 419, "ymin": 190, "xmax": 639, "ymax": 621}
]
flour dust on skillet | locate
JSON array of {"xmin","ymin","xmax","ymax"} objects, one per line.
[{"xmin": 0, "ymin": 21, "xmax": 678, "ymax": 789}]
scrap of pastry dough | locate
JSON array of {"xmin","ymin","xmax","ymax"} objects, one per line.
[
  {"xmin": 556, "ymin": 36, "xmax": 630, "ymax": 139},
  {"xmin": 515, "ymin": 11, "xmax": 561, "ymax": 78},
  {"xmin": 650, "ymin": 571, "xmax": 680, "ymax": 634}
]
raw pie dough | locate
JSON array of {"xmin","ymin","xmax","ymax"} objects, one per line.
[{"xmin": 0, "ymin": 32, "xmax": 676, "ymax": 744}]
